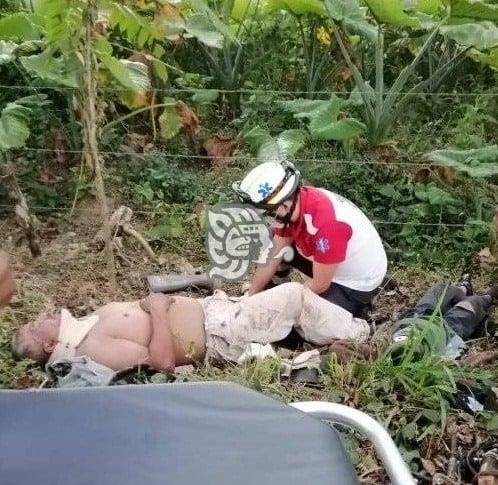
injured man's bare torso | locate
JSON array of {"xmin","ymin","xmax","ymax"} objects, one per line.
[
  {"xmin": 14, "ymin": 282, "xmax": 370, "ymax": 373},
  {"xmin": 76, "ymin": 296, "xmax": 207, "ymax": 369}
]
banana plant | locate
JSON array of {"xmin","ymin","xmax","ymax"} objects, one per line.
[{"xmin": 0, "ymin": 0, "xmax": 227, "ymax": 138}]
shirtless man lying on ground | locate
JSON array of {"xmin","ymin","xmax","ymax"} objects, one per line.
[{"xmin": 11, "ymin": 283, "xmax": 369, "ymax": 372}]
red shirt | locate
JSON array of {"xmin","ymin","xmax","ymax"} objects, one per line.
[{"xmin": 273, "ymin": 186, "xmax": 353, "ymax": 264}]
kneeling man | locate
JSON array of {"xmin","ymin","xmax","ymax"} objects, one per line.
[{"xmin": 12, "ymin": 283, "xmax": 369, "ymax": 372}]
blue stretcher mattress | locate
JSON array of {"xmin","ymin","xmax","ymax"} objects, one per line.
[{"xmin": 0, "ymin": 382, "xmax": 358, "ymax": 485}]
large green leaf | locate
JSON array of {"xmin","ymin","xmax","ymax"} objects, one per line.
[
  {"xmin": 279, "ymin": 98, "xmax": 329, "ymax": 117},
  {"xmin": 414, "ymin": 184, "xmax": 458, "ymax": 205},
  {"xmin": 33, "ymin": 0, "xmax": 84, "ymax": 50},
  {"xmin": 0, "ymin": 95, "xmax": 48, "ymax": 151},
  {"xmin": 441, "ymin": 21, "xmax": 498, "ymax": 50},
  {"xmin": 0, "ymin": 13, "xmax": 39, "ymax": 41},
  {"xmin": 307, "ymin": 100, "xmax": 366, "ymax": 141},
  {"xmin": 325, "ymin": 0, "xmax": 377, "ymax": 42},
  {"xmin": 105, "ymin": 1, "xmax": 162, "ymax": 46},
  {"xmin": 417, "ymin": 0, "xmax": 443, "ymax": 15},
  {"xmin": 20, "ymin": 50, "xmax": 80, "ymax": 87},
  {"xmin": 185, "ymin": 13, "xmax": 224, "ymax": 48},
  {"xmin": 187, "ymin": 0, "xmax": 236, "ymax": 42},
  {"xmin": 232, "ymin": 0, "xmax": 266, "ymax": 21},
  {"xmin": 448, "ymin": 0, "xmax": 498, "ymax": 21},
  {"xmin": 243, "ymin": 126, "xmax": 306, "ymax": 160},
  {"xmin": 311, "ymin": 118, "xmax": 366, "ymax": 140},
  {"xmin": 159, "ymin": 98, "xmax": 182, "ymax": 140},
  {"xmin": 470, "ymin": 45, "xmax": 498, "ymax": 68},
  {"xmin": 364, "ymin": 0, "xmax": 420, "ymax": 27},
  {"xmin": 100, "ymin": 55, "xmax": 151, "ymax": 94},
  {"xmin": 258, "ymin": 129, "xmax": 307, "ymax": 161},
  {"xmin": 0, "ymin": 41, "xmax": 16, "ymax": 65},
  {"xmin": 425, "ymin": 146, "xmax": 498, "ymax": 177},
  {"xmin": 266, "ymin": 0, "xmax": 326, "ymax": 16},
  {"xmin": 281, "ymin": 96, "xmax": 365, "ymax": 141}
]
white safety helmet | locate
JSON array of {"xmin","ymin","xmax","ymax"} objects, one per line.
[{"xmin": 232, "ymin": 161, "xmax": 302, "ymax": 209}]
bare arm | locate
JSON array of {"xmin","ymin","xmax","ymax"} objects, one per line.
[
  {"xmin": 305, "ymin": 261, "xmax": 338, "ymax": 295},
  {"xmin": 248, "ymin": 235, "xmax": 293, "ymax": 296},
  {"xmin": 141, "ymin": 294, "xmax": 176, "ymax": 373}
]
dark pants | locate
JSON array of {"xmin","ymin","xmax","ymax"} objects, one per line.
[
  {"xmin": 276, "ymin": 245, "xmax": 380, "ymax": 318},
  {"xmin": 400, "ymin": 284, "xmax": 492, "ymax": 340}
]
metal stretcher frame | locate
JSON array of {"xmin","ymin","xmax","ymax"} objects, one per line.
[{"xmin": 291, "ymin": 401, "xmax": 415, "ymax": 485}]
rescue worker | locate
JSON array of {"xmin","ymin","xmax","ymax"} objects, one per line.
[{"xmin": 232, "ymin": 161, "xmax": 387, "ymax": 318}]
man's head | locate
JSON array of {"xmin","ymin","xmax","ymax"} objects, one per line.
[
  {"xmin": 232, "ymin": 160, "xmax": 302, "ymax": 225},
  {"xmin": 11, "ymin": 312, "xmax": 60, "ymax": 364}
]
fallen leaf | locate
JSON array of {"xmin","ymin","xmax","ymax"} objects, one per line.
[
  {"xmin": 436, "ymin": 165, "xmax": 456, "ymax": 186},
  {"xmin": 176, "ymin": 101, "xmax": 199, "ymax": 139},
  {"xmin": 478, "ymin": 247, "xmax": 496, "ymax": 265},
  {"xmin": 202, "ymin": 133, "xmax": 236, "ymax": 169},
  {"xmin": 415, "ymin": 168, "xmax": 432, "ymax": 183},
  {"xmin": 421, "ymin": 458, "xmax": 436, "ymax": 476}
]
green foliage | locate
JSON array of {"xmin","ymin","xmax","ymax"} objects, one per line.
[
  {"xmin": 324, "ymin": 0, "xmax": 376, "ymax": 42},
  {"xmin": 104, "ymin": 1, "xmax": 162, "ymax": 47},
  {"xmin": 425, "ymin": 146, "xmax": 498, "ymax": 177},
  {"xmin": 0, "ymin": 95, "xmax": 49, "ymax": 151},
  {"xmin": 450, "ymin": 96, "xmax": 498, "ymax": 148},
  {"xmin": 364, "ymin": 0, "xmax": 420, "ymax": 28},
  {"xmin": 0, "ymin": 12, "xmax": 39, "ymax": 41},
  {"xmin": 185, "ymin": 13, "xmax": 225, "ymax": 48},
  {"xmin": 448, "ymin": 0, "xmax": 498, "ymax": 21},
  {"xmin": 131, "ymin": 163, "xmax": 198, "ymax": 205},
  {"xmin": 280, "ymin": 95, "xmax": 365, "ymax": 155},
  {"xmin": 324, "ymin": 303, "xmax": 496, "ymax": 450},
  {"xmin": 146, "ymin": 214, "xmax": 186, "ymax": 240},
  {"xmin": 158, "ymin": 98, "xmax": 182, "ymax": 140},
  {"xmin": 243, "ymin": 126, "xmax": 307, "ymax": 162},
  {"xmin": 265, "ymin": 0, "xmax": 326, "ymax": 16},
  {"xmin": 99, "ymin": 55, "xmax": 151, "ymax": 94},
  {"xmin": 33, "ymin": 0, "xmax": 85, "ymax": 51},
  {"xmin": 20, "ymin": 49, "xmax": 80, "ymax": 87},
  {"xmin": 441, "ymin": 21, "xmax": 498, "ymax": 51}
]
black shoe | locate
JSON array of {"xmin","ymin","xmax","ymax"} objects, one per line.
[{"xmin": 457, "ymin": 272, "xmax": 474, "ymax": 296}]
